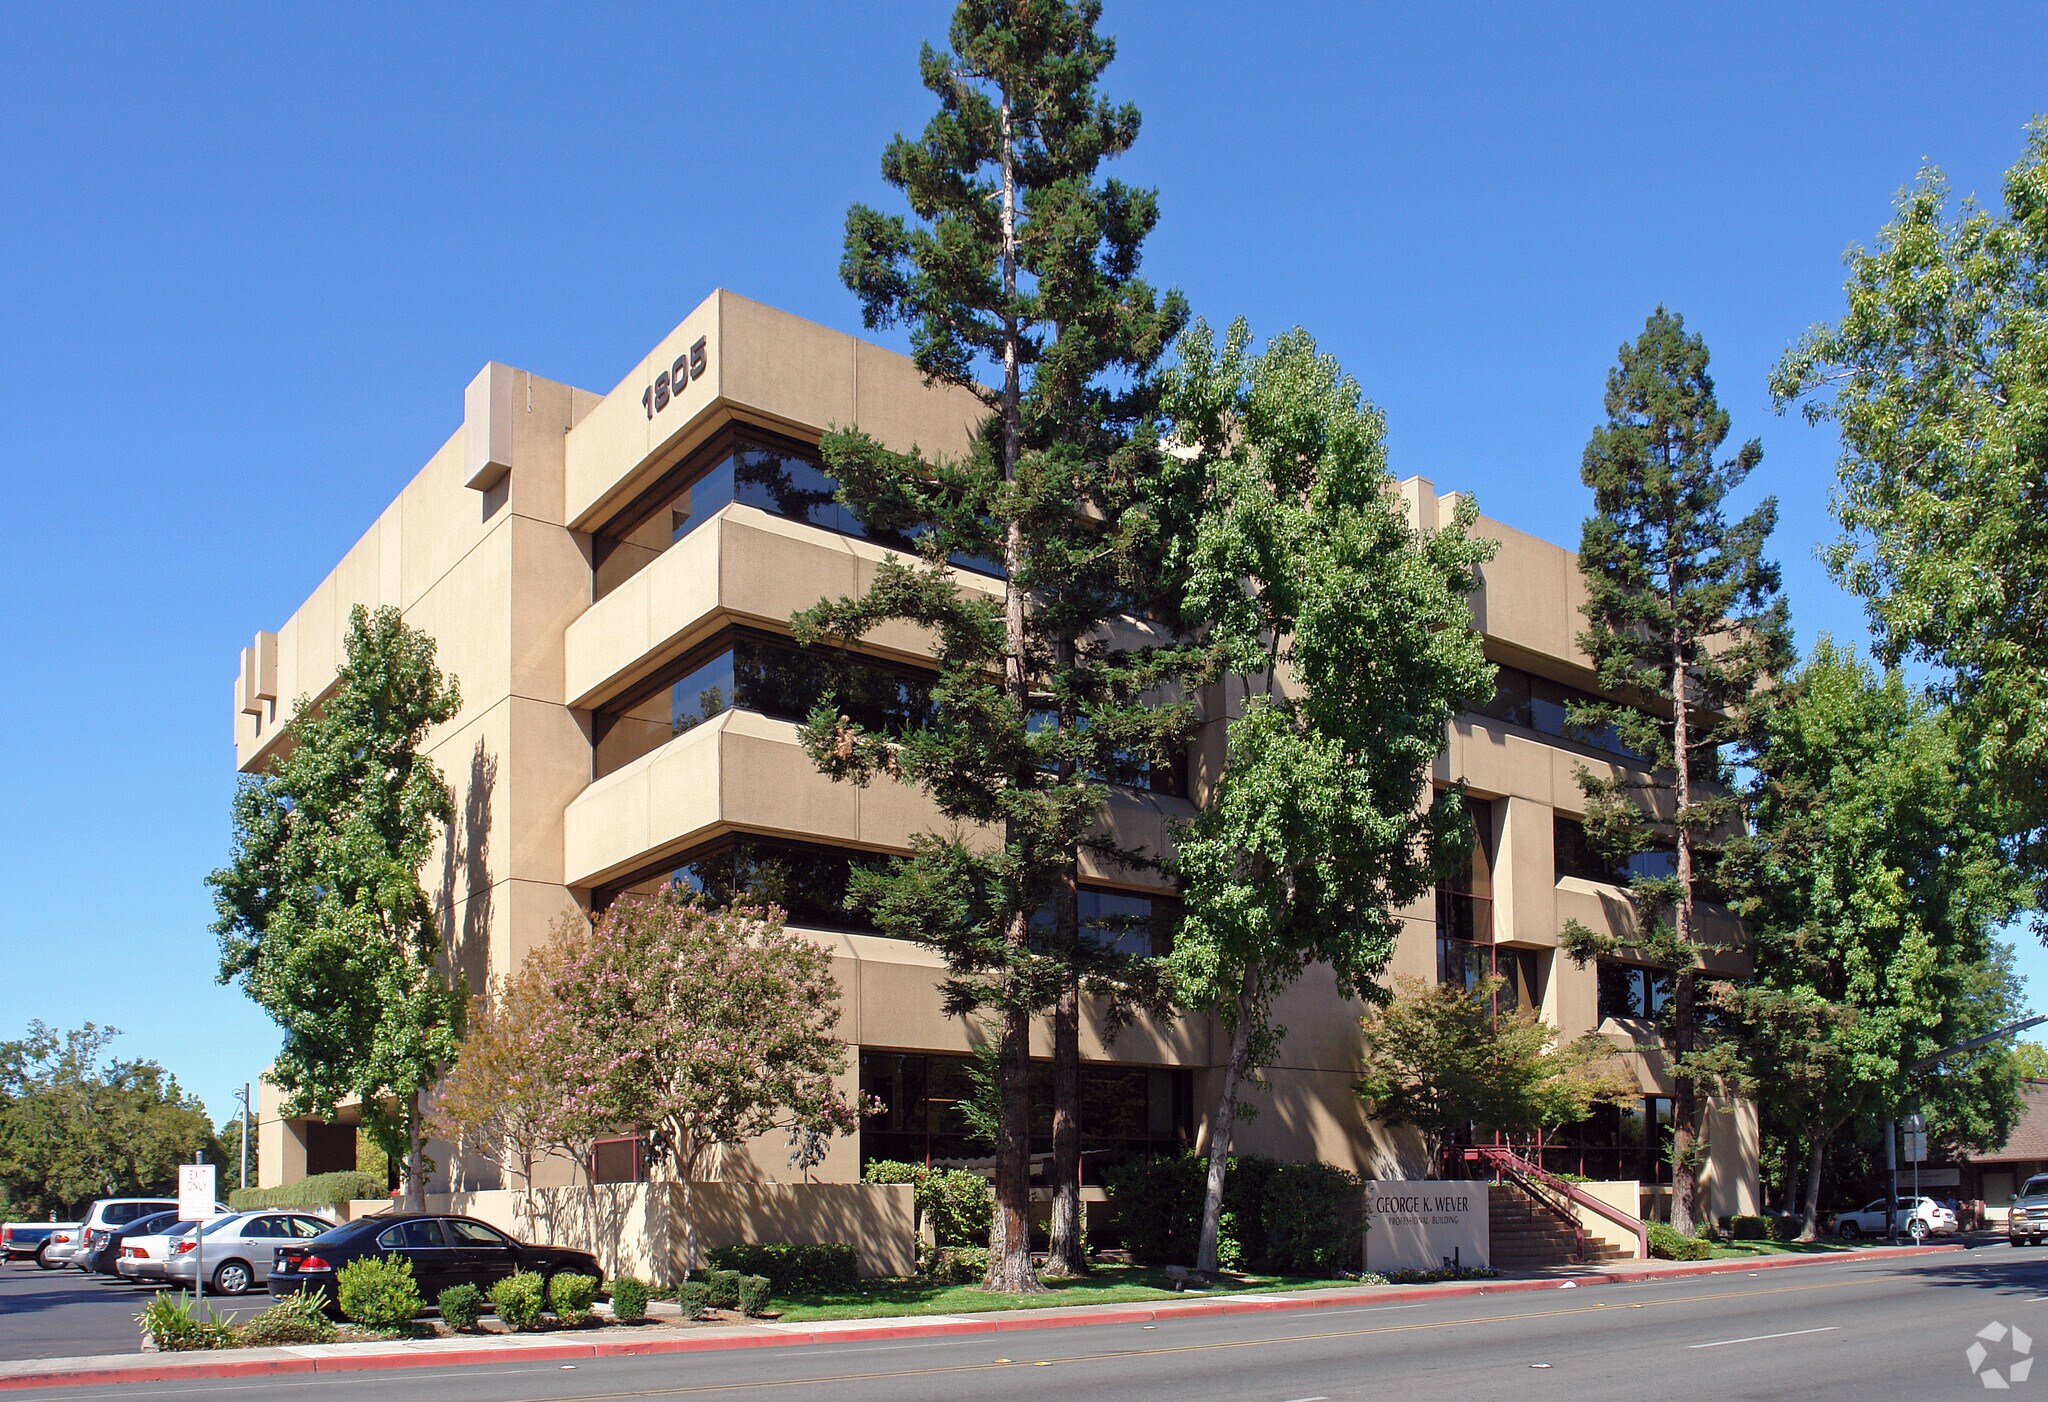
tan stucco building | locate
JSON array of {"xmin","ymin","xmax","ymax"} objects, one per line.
[{"xmin": 235, "ymin": 289, "xmax": 1758, "ymax": 1224}]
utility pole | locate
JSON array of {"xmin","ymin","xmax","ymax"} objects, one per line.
[
  {"xmin": 1888, "ymin": 1015, "xmax": 2048, "ymax": 1246},
  {"xmin": 234, "ymin": 1083, "xmax": 253, "ymax": 1190}
]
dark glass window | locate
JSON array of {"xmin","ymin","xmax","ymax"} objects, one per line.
[
  {"xmin": 1024, "ymin": 705, "xmax": 1190, "ymax": 798},
  {"xmin": 1553, "ymin": 816, "xmax": 1679, "ymax": 887},
  {"xmin": 1475, "ymin": 665, "xmax": 1650, "ymax": 764},
  {"xmin": 1542, "ymin": 1096, "xmax": 1674, "ymax": 1184},
  {"xmin": 593, "ymin": 428, "xmax": 1004, "ymax": 599},
  {"xmin": 1031, "ymin": 888, "xmax": 1178, "ymax": 958},
  {"xmin": 598, "ymin": 836, "xmax": 888, "ymax": 932},
  {"xmin": 1595, "ymin": 959, "xmax": 1673, "ymax": 1021},
  {"xmin": 592, "ymin": 628, "xmax": 935, "ymax": 779},
  {"xmin": 858, "ymin": 1050, "xmax": 1192, "ymax": 1186}
]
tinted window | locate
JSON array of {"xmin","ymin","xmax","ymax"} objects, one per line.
[
  {"xmin": 288, "ymin": 1217, "xmax": 329, "ymax": 1238},
  {"xmin": 376, "ymin": 1220, "xmax": 447, "ymax": 1250},
  {"xmin": 444, "ymin": 1219, "xmax": 514, "ymax": 1248},
  {"xmin": 1476, "ymin": 665, "xmax": 1651, "ymax": 764}
]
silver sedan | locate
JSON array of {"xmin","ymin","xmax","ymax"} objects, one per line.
[{"xmin": 160, "ymin": 1212, "xmax": 335, "ymax": 1295}]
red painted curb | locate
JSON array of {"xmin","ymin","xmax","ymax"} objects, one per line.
[{"xmin": 0, "ymin": 1242, "xmax": 1971, "ymax": 1393}]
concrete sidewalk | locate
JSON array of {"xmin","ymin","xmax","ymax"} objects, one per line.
[{"xmin": 0, "ymin": 1242, "xmax": 1965, "ymax": 1393}]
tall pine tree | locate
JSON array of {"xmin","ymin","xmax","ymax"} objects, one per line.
[
  {"xmin": 1563, "ymin": 309, "xmax": 1792, "ymax": 1235},
  {"xmin": 797, "ymin": 0, "xmax": 1186, "ymax": 1291}
]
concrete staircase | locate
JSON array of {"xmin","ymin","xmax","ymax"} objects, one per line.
[{"xmin": 1489, "ymin": 1186, "xmax": 1629, "ymax": 1269}]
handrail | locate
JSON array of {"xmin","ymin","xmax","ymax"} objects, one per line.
[{"xmin": 1458, "ymin": 1144, "xmax": 1650, "ymax": 1261}]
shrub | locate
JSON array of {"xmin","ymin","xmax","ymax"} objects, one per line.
[
  {"xmin": 1104, "ymin": 1154, "xmax": 1219, "ymax": 1266},
  {"xmin": 702, "ymin": 1268, "xmax": 741, "ymax": 1310},
  {"xmin": 705, "ymin": 1243, "xmax": 858, "ymax": 1294},
  {"xmin": 863, "ymin": 1161, "xmax": 997, "ymax": 1248},
  {"xmin": 550, "ymin": 1272, "xmax": 599, "ymax": 1326},
  {"xmin": 437, "ymin": 1283, "xmax": 484, "ymax": 1331},
  {"xmin": 1728, "ymin": 1214, "xmax": 1771, "ymax": 1241},
  {"xmin": 233, "ymin": 1291, "xmax": 338, "ymax": 1347},
  {"xmin": 677, "ymin": 1280, "xmax": 713, "ymax": 1319},
  {"xmin": 489, "ymin": 1271, "xmax": 547, "ymax": 1330},
  {"xmin": 1647, "ymin": 1221, "xmax": 1713, "ymax": 1261},
  {"xmin": 1379, "ymin": 1265, "xmax": 1499, "ymax": 1284},
  {"xmin": 919, "ymin": 1245, "xmax": 990, "ymax": 1284},
  {"xmin": 336, "ymin": 1255, "xmax": 423, "ymax": 1328},
  {"xmin": 609, "ymin": 1277, "xmax": 649, "ymax": 1323},
  {"xmin": 736, "ymin": 1274, "xmax": 772, "ymax": 1317},
  {"xmin": 136, "ymin": 1292, "xmax": 236, "ymax": 1351},
  {"xmin": 1262, "ymin": 1161, "xmax": 1364, "ymax": 1275},
  {"xmin": 227, "ymin": 1171, "xmax": 385, "ymax": 1213},
  {"xmin": 1768, "ymin": 1215, "xmax": 1804, "ymax": 1243}
]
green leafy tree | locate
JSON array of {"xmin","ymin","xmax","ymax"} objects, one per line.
[
  {"xmin": 1772, "ymin": 119, "xmax": 2048, "ymax": 913},
  {"xmin": 1564, "ymin": 309, "xmax": 1794, "ymax": 1235},
  {"xmin": 0, "ymin": 1023, "xmax": 215, "ymax": 1217},
  {"xmin": 1357, "ymin": 978, "xmax": 1637, "ymax": 1171},
  {"xmin": 1156, "ymin": 320, "xmax": 1497, "ymax": 1273},
  {"xmin": 2015, "ymin": 1043, "xmax": 2048, "ymax": 1081},
  {"xmin": 1721, "ymin": 641, "xmax": 2029, "ymax": 1237},
  {"xmin": 210, "ymin": 604, "xmax": 465, "ymax": 1209},
  {"xmin": 215, "ymin": 1113, "xmax": 260, "ymax": 1192},
  {"xmin": 800, "ymin": 0, "xmax": 1186, "ymax": 1290}
]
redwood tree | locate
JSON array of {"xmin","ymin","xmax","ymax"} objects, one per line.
[
  {"xmin": 803, "ymin": 0, "xmax": 1186, "ymax": 1290},
  {"xmin": 1563, "ymin": 309, "xmax": 1793, "ymax": 1235}
]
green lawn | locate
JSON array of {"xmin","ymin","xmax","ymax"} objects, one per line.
[
  {"xmin": 1705, "ymin": 1239, "xmax": 1855, "ymax": 1259},
  {"xmin": 770, "ymin": 1266, "xmax": 1359, "ymax": 1322}
]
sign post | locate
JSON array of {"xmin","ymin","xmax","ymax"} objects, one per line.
[
  {"xmin": 178, "ymin": 1161, "xmax": 216, "ymax": 1305},
  {"xmin": 1905, "ymin": 1112, "xmax": 1929, "ymax": 1233}
]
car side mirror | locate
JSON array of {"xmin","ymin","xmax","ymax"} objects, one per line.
[{"xmin": 2012, "ymin": 1194, "xmax": 2021, "ymax": 1202}]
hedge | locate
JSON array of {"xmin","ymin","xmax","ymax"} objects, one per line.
[
  {"xmin": 228, "ymin": 1171, "xmax": 386, "ymax": 1212},
  {"xmin": 704, "ymin": 1242, "xmax": 858, "ymax": 1294},
  {"xmin": 1104, "ymin": 1153, "xmax": 1361, "ymax": 1273},
  {"xmin": 862, "ymin": 1161, "xmax": 994, "ymax": 1247},
  {"xmin": 1647, "ymin": 1221, "xmax": 1713, "ymax": 1261}
]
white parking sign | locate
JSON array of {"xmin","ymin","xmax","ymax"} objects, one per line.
[{"xmin": 178, "ymin": 1163, "xmax": 216, "ymax": 1221}]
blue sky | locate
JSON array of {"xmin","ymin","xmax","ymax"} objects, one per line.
[{"xmin": 2, "ymin": 3, "xmax": 2044, "ymax": 1127}]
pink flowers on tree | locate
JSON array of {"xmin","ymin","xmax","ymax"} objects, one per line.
[{"xmin": 434, "ymin": 890, "xmax": 861, "ymax": 1274}]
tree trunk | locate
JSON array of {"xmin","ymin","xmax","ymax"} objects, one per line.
[
  {"xmin": 985, "ymin": 997, "xmax": 1044, "ymax": 1292},
  {"xmin": 401, "ymin": 1090, "xmax": 426, "ymax": 1210},
  {"xmin": 978, "ymin": 80, "xmax": 1043, "ymax": 1298},
  {"xmin": 1046, "ymin": 944, "xmax": 1085, "ymax": 1276},
  {"xmin": 1799, "ymin": 1123, "xmax": 1828, "ymax": 1243},
  {"xmin": 1196, "ymin": 965, "xmax": 1259, "ymax": 1274},
  {"xmin": 1668, "ymin": 645, "xmax": 1700, "ymax": 1238}
]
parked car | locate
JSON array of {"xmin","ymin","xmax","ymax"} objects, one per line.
[
  {"xmin": 1831, "ymin": 1195, "xmax": 1958, "ymax": 1239},
  {"xmin": 83, "ymin": 1210, "xmax": 185, "ymax": 1276},
  {"xmin": 2007, "ymin": 1173, "xmax": 2048, "ymax": 1246},
  {"xmin": 157, "ymin": 1211, "xmax": 333, "ymax": 1294},
  {"xmin": 115, "ymin": 1219, "xmax": 204, "ymax": 1284},
  {"xmin": 31, "ymin": 1224, "xmax": 87, "ymax": 1270},
  {"xmin": 269, "ymin": 1213, "xmax": 601, "ymax": 1308},
  {"xmin": 2, "ymin": 1221, "xmax": 81, "ymax": 1268},
  {"xmin": 62, "ymin": 1199, "xmax": 176, "ymax": 1269}
]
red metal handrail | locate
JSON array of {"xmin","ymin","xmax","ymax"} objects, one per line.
[{"xmin": 1457, "ymin": 1143, "xmax": 1650, "ymax": 1261}]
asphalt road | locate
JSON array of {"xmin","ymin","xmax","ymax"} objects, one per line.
[
  {"xmin": 9, "ymin": 1246, "xmax": 2048, "ymax": 1399},
  {"xmin": 0, "ymin": 1261, "xmax": 271, "ymax": 1361}
]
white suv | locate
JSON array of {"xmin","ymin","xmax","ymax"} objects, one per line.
[{"xmin": 50, "ymin": 1199, "xmax": 175, "ymax": 1267}]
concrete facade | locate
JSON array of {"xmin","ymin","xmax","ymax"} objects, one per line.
[{"xmin": 237, "ymin": 289, "xmax": 1758, "ymax": 1223}]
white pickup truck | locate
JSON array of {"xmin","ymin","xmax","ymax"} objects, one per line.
[{"xmin": 1831, "ymin": 1195, "xmax": 1957, "ymax": 1240}]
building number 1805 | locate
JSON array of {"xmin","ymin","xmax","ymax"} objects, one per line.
[{"xmin": 642, "ymin": 337, "xmax": 710, "ymax": 419}]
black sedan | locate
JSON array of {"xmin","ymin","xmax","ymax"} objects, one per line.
[
  {"xmin": 268, "ymin": 1212, "xmax": 601, "ymax": 1307},
  {"xmin": 83, "ymin": 1210, "xmax": 184, "ymax": 1276}
]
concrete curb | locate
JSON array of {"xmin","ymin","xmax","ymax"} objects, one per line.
[{"xmin": 0, "ymin": 1242, "xmax": 1967, "ymax": 1393}]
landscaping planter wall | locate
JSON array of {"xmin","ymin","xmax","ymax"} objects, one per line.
[{"xmin": 344, "ymin": 1182, "xmax": 914, "ymax": 1284}]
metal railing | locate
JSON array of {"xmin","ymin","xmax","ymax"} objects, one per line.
[{"xmin": 1453, "ymin": 1143, "xmax": 1650, "ymax": 1261}]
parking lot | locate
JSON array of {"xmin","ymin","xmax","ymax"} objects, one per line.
[{"xmin": 0, "ymin": 1259, "xmax": 271, "ymax": 1361}]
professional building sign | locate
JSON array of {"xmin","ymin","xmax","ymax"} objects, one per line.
[
  {"xmin": 1364, "ymin": 1181, "xmax": 1490, "ymax": 1274},
  {"xmin": 641, "ymin": 336, "xmax": 710, "ymax": 419}
]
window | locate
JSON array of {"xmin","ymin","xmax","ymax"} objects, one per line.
[
  {"xmin": 591, "ymin": 628, "xmax": 936, "ymax": 778},
  {"xmin": 1553, "ymin": 816, "xmax": 1679, "ymax": 887},
  {"xmin": 1541, "ymin": 1095, "xmax": 1674, "ymax": 1184},
  {"xmin": 593, "ymin": 427, "xmax": 1005, "ymax": 598},
  {"xmin": 599, "ymin": 834, "xmax": 1178, "ymax": 953},
  {"xmin": 444, "ymin": 1219, "xmax": 513, "ymax": 1248},
  {"xmin": 1475, "ymin": 665, "xmax": 1651, "ymax": 764},
  {"xmin": 1024, "ymin": 705, "xmax": 1191, "ymax": 798},
  {"xmin": 590, "ymin": 1133, "xmax": 651, "ymax": 1185},
  {"xmin": 376, "ymin": 1220, "xmax": 446, "ymax": 1250},
  {"xmin": 858, "ymin": 1050, "xmax": 1192, "ymax": 1185},
  {"xmin": 1596, "ymin": 960, "xmax": 1673, "ymax": 1021}
]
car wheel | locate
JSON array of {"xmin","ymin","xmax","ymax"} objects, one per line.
[
  {"xmin": 213, "ymin": 1261, "xmax": 252, "ymax": 1295},
  {"xmin": 35, "ymin": 1245, "xmax": 61, "ymax": 1271},
  {"xmin": 1838, "ymin": 1221, "xmax": 1860, "ymax": 1239},
  {"xmin": 1908, "ymin": 1220, "xmax": 1929, "ymax": 1242}
]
